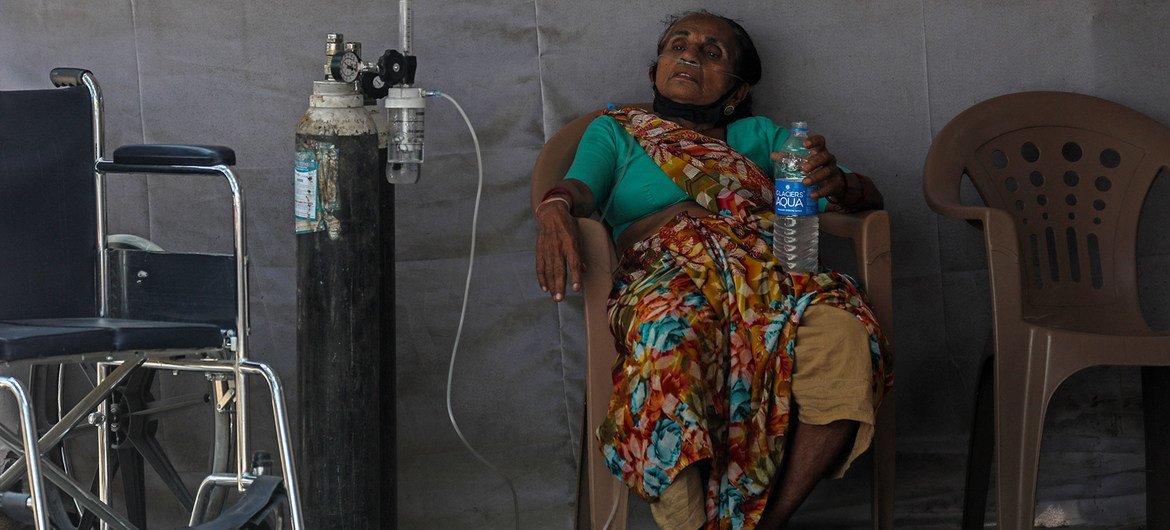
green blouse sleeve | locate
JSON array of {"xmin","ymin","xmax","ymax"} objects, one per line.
[{"xmin": 563, "ymin": 116, "xmax": 620, "ymax": 213}]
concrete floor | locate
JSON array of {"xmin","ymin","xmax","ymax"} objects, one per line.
[{"xmin": 396, "ymin": 438, "xmax": 1149, "ymax": 529}]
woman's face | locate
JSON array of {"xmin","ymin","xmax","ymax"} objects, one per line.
[{"xmin": 653, "ymin": 14, "xmax": 741, "ymax": 107}]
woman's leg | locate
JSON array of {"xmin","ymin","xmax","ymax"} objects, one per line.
[
  {"xmin": 757, "ymin": 419, "xmax": 858, "ymax": 528},
  {"xmin": 601, "ymin": 252, "xmax": 724, "ymax": 522},
  {"xmin": 757, "ymin": 305, "xmax": 876, "ymax": 528}
]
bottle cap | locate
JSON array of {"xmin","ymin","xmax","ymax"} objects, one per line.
[{"xmin": 790, "ymin": 121, "xmax": 809, "ymax": 132}]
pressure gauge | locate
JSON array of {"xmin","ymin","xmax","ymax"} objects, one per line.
[{"xmin": 329, "ymin": 51, "xmax": 361, "ymax": 83}]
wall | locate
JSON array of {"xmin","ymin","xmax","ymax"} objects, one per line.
[{"xmin": 3, "ymin": 0, "xmax": 1169, "ymax": 527}]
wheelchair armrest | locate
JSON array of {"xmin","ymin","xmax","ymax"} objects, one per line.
[
  {"xmin": 95, "ymin": 144, "xmax": 245, "ymax": 335},
  {"xmin": 98, "ymin": 145, "xmax": 236, "ymax": 176},
  {"xmin": 106, "ymin": 144, "xmax": 235, "ymax": 168},
  {"xmin": 819, "ymin": 210, "xmax": 891, "ymax": 266}
]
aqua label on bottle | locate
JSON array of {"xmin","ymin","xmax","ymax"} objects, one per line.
[{"xmin": 774, "ymin": 180, "xmax": 817, "ymax": 216}]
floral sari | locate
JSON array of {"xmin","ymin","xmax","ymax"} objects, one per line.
[{"xmin": 596, "ymin": 108, "xmax": 894, "ymax": 529}]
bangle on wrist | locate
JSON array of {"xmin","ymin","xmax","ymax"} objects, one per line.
[
  {"xmin": 537, "ymin": 195, "xmax": 571, "ymax": 214},
  {"xmin": 541, "ymin": 185, "xmax": 573, "ymax": 202}
]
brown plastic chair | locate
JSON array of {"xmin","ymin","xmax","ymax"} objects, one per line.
[
  {"xmin": 533, "ymin": 109, "xmax": 896, "ymax": 529},
  {"xmin": 923, "ymin": 91, "xmax": 1170, "ymax": 530}
]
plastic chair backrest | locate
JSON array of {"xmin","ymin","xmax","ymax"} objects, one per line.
[
  {"xmin": 924, "ymin": 91, "xmax": 1170, "ymax": 332},
  {"xmin": 0, "ymin": 86, "xmax": 98, "ymax": 320}
]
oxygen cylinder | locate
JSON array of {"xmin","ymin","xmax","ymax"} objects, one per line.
[
  {"xmin": 366, "ymin": 92, "xmax": 399, "ymax": 529},
  {"xmin": 294, "ymin": 79, "xmax": 382, "ymax": 528}
]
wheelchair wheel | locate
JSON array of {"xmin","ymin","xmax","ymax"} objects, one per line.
[{"xmin": 25, "ymin": 362, "xmax": 231, "ymax": 529}]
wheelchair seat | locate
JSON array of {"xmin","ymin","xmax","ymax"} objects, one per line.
[
  {"xmin": 0, "ymin": 323, "xmax": 113, "ymax": 362},
  {"xmin": 1, "ymin": 318, "xmax": 224, "ymax": 354}
]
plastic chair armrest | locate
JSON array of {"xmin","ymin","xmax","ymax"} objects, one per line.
[
  {"xmin": 819, "ymin": 211, "xmax": 890, "ymax": 266},
  {"xmin": 577, "ymin": 218, "xmax": 618, "ymax": 276},
  {"xmin": 819, "ymin": 210, "xmax": 895, "ymax": 339},
  {"xmin": 928, "ymin": 201, "xmax": 991, "ymax": 225},
  {"xmin": 922, "ymin": 174, "xmax": 990, "ymax": 222},
  {"xmin": 974, "ymin": 207, "xmax": 1019, "ymax": 258},
  {"xmin": 980, "ymin": 208, "xmax": 1026, "ymax": 325},
  {"xmin": 925, "ymin": 157, "xmax": 1026, "ymax": 326}
]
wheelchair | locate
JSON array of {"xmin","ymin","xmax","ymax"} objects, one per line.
[{"xmin": 0, "ymin": 68, "xmax": 303, "ymax": 529}]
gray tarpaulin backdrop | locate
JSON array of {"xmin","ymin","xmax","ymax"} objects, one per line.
[{"xmin": 3, "ymin": 1, "xmax": 1170, "ymax": 528}]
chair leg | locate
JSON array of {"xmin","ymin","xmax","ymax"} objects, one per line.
[
  {"xmin": 871, "ymin": 394, "xmax": 895, "ymax": 530},
  {"xmin": 994, "ymin": 347, "xmax": 1049, "ymax": 530},
  {"xmin": 962, "ymin": 355, "xmax": 994, "ymax": 530},
  {"xmin": 576, "ymin": 415, "xmax": 590, "ymax": 529},
  {"xmin": 584, "ymin": 396, "xmax": 627, "ymax": 529},
  {"xmin": 1142, "ymin": 366, "xmax": 1170, "ymax": 529},
  {"xmin": 586, "ymin": 432, "xmax": 629, "ymax": 530}
]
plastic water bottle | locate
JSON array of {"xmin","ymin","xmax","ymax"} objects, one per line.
[{"xmin": 772, "ymin": 121, "xmax": 818, "ymax": 273}]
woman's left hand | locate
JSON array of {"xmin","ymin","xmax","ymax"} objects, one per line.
[{"xmin": 772, "ymin": 135, "xmax": 845, "ymax": 201}]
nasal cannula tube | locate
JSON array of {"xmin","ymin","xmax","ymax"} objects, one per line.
[{"xmin": 661, "ymin": 55, "xmax": 745, "ymax": 82}]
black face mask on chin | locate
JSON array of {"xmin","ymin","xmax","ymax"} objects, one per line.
[{"xmin": 651, "ymin": 75, "xmax": 741, "ymax": 127}]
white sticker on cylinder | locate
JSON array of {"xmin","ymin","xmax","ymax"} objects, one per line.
[{"xmin": 294, "ymin": 150, "xmax": 321, "ymax": 233}]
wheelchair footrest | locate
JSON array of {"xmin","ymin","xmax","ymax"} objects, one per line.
[
  {"xmin": 187, "ymin": 476, "xmax": 285, "ymax": 530},
  {"xmin": 0, "ymin": 491, "xmax": 33, "ymax": 525}
]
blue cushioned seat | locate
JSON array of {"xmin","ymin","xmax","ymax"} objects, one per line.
[{"xmin": 5, "ymin": 318, "xmax": 223, "ymax": 352}]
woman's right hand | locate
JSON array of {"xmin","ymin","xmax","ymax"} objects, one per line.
[{"xmin": 535, "ymin": 202, "xmax": 584, "ymax": 302}]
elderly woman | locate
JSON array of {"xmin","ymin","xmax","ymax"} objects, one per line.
[{"xmin": 532, "ymin": 11, "xmax": 893, "ymax": 529}]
